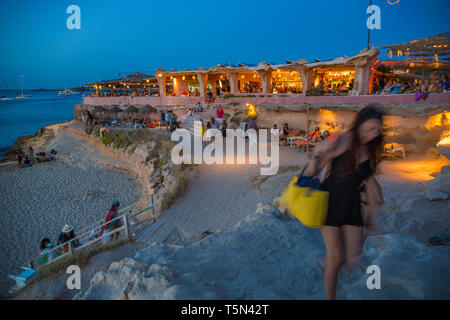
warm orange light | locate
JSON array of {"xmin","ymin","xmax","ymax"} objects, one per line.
[
  {"xmin": 425, "ymin": 112, "xmax": 450, "ymax": 130},
  {"xmin": 158, "ymin": 73, "xmax": 162, "ymax": 77},
  {"xmin": 247, "ymin": 104, "xmax": 257, "ymax": 117},
  {"xmin": 182, "ymin": 75, "xmax": 185, "ymax": 80}
]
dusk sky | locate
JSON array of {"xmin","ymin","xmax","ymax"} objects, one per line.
[{"xmin": 0, "ymin": 0, "xmax": 449, "ymax": 89}]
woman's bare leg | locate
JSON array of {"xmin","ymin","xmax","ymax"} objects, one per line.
[
  {"xmin": 320, "ymin": 225, "xmax": 343, "ymax": 300},
  {"xmin": 342, "ymin": 225, "xmax": 363, "ymax": 268}
]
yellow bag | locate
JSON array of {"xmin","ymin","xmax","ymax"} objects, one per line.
[{"xmin": 280, "ymin": 176, "xmax": 329, "ymax": 228}]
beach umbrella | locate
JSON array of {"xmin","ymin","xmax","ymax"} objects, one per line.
[
  {"xmin": 139, "ymin": 105, "xmax": 157, "ymax": 114},
  {"xmin": 124, "ymin": 105, "xmax": 139, "ymax": 120},
  {"xmin": 92, "ymin": 106, "xmax": 106, "ymax": 121},
  {"xmin": 107, "ymin": 106, "xmax": 123, "ymax": 120}
]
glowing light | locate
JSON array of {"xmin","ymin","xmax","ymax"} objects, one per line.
[
  {"xmin": 388, "ymin": 49, "xmax": 393, "ymax": 58},
  {"xmin": 247, "ymin": 104, "xmax": 257, "ymax": 117},
  {"xmin": 158, "ymin": 73, "xmax": 162, "ymax": 77},
  {"xmin": 397, "ymin": 50, "xmax": 403, "ymax": 56},
  {"xmin": 433, "ymin": 52, "xmax": 439, "ymax": 64},
  {"xmin": 182, "ymin": 76, "xmax": 185, "ymax": 80},
  {"xmin": 437, "ymin": 135, "xmax": 450, "ymax": 147},
  {"xmin": 410, "ymin": 62, "xmax": 415, "ymax": 68},
  {"xmin": 425, "ymin": 112, "xmax": 450, "ymax": 130}
]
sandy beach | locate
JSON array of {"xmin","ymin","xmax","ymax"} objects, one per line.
[
  {"xmin": 10, "ymin": 124, "xmax": 450, "ymax": 299},
  {"xmin": 0, "ymin": 126, "xmax": 141, "ymax": 295}
]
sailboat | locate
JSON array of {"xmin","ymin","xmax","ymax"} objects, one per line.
[
  {"xmin": 15, "ymin": 74, "xmax": 31, "ymax": 99},
  {"xmin": 58, "ymin": 87, "xmax": 74, "ymax": 96}
]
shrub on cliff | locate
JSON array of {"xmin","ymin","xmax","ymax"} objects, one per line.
[
  {"xmin": 101, "ymin": 132, "xmax": 113, "ymax": 146},
  {"xmin": 305, "ymin": 87, "xmax": 324, "ymax": 96}
]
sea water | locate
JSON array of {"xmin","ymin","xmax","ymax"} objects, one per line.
[{"xmin": 0, "ymin": 90, "xmax": 82, "ymax": 157}]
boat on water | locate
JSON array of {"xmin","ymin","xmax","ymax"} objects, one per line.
[
  {"xmin": 16, "ymin": 75, "xmax": 31, "ymax": 99},
  {"xmin": 0, "ymin": 96, "xmax": 12, "ymax": 101},
  {"xmin": 58, "ymin": 88, "xmax": 75, "ymax": 96}
]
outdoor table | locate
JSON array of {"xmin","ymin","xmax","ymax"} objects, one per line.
[{"xmin": 287, "ymin": 136, "xmax": 306, "ymax": 147}]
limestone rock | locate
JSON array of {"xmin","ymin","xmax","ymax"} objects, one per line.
[
  {"xmin": 426, "ymin": 189, "xmax": 449, "ymax": 201},
  {"xmin": 428, "ymin": 224, "xmax": 450, "ymax": 246},
  {"xmin": 437, "ymin": 145, "xmax": 450, "ymax": 160}
]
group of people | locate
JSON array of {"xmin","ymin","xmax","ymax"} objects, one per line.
[
  {"xmin": 39, "ymin": 200, "xmax": 122, "ymax": 265},
  {"xmin": 15, "ymin": 147, "xmax": 56, "ymax": 168},
  {"xmin": 242, "ymin": 82, "xmax": 261, "ymax": 93},
  {"xmin": 81, "ymin": 110, "xmax": 94, "ymax": 127},
  {"xmin": 160, "ymin": 110, "xmax": 179, "ymax": 132},
  {"xmin": 376, "ymin": 70, "xmax": 449, "ymax": 99},
  {"xmin": 39, "ymin": 224, "xmax": 81, "ymax": 264}
]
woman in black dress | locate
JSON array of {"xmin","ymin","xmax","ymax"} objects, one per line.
[{"xmin": 308, "ymin": 105, "xmax": 384, "ymax": 300}]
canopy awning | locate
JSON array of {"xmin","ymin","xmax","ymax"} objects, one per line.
[{"xmin": 379, "ymin": 32, "xmax": 450, "ymax": 57}]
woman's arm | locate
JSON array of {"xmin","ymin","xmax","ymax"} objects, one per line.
[{"xmin": 304, "ymin": 132, "xmax": 352, "ymax": 176}]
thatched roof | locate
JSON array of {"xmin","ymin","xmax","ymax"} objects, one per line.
[
  {"xmin": 379, "ymin": 32, "xmax": 450, "ymax": 57},
  {"xmin": 107, "ymin": 106, "xmax": 123, "ymax": 113},
  {"xmin": 123, "ymin": 106, "xmax": 139, "ymax": 113},
  {"xmin": 139, "ymin": 105, "xmax": 157, "ymax": 113},
  {"xmin": 92, "ymin": 106, "xmax": 106, "ymax": 113}
]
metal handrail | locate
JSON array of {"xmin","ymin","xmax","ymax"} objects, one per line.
[
  {"xmin": 18, "ymin": 195, "xmax": 156, "ymax": 271},
  {"xmin": 75, "ymin": 196, "xmax": 151, "ymax": 236}
]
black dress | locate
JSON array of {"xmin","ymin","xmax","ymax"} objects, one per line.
[{"xmin": 323, "ymin": 151, "xmax": 372, "ymax": 227}]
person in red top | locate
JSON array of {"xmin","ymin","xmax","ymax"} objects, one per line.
[
  {"xmin": 216, "ymin": 106, "xmax": 224, "ymax": 124},
  {"xmin": 309, "ymin": 127, "xmax": 321, "ymax": 142}
]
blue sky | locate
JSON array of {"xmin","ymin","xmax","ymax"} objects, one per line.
[{"xmin": 0, "ymin": 0, "xmax": 449, "ymax": 89}]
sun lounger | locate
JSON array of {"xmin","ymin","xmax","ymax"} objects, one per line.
[{"xmin": 8, "ymin": 266, "xmax": 36, "ymax": 292}]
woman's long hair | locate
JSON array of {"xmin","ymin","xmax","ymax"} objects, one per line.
[
  {"xmin": 349, "ymin": 104, "xmax": 384, "ymax": 171},
  {"xmin": 40, "ymin": 238, "xmax": 50, "ymax": 250}
]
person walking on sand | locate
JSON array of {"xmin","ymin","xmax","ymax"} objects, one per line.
[
  {"xmin": 304, "ymin": 105, "xmax": 384, "ymax": 300},
  {"xmin": 100, "ymin": 200, "xmax": 121, "ymax": 242}
]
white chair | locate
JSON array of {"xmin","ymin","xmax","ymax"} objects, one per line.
[{"xmin": 384, "ymin": 144, "xmax": 405, "ymax": 160}]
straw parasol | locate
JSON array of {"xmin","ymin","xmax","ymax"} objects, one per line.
[
  {"xmin": 139, "ymin": 105, "xmax": 157, "ymax": 114},
  {"xmin": 92, "ymin": 105, "xmax": 106, "ymax": 121},
  {"xmin": 106, "ymin": 106, "xmax": 123, "ymax": 120},
  {"xmin": 124, "ymin": 105, "xmax": 139, "ymax": 120}
]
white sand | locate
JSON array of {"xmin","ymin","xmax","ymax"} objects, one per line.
[
  {"xmin": 14, "ymin": 138, "xmax": 450, "ymax": 299},
  {"xmin": 75, "ymin": 146, "xmax": 450, "ymax": 299},
  {"xmin": 0, "ymin": 129, "xmax": 141, "ymax": 295}
]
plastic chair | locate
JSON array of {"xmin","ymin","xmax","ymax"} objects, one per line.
[{"xmin": 8, "ymin": 267, "xmax": 36, "ymax": 291}]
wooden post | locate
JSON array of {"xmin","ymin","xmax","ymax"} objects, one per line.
[
  {"xmin": 150, "ymin": 195, "xmax": 155, "ymax": 216},
  {"xmin": 306, "ymin": 103, "xmax": 310, "ymax": 154}
]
